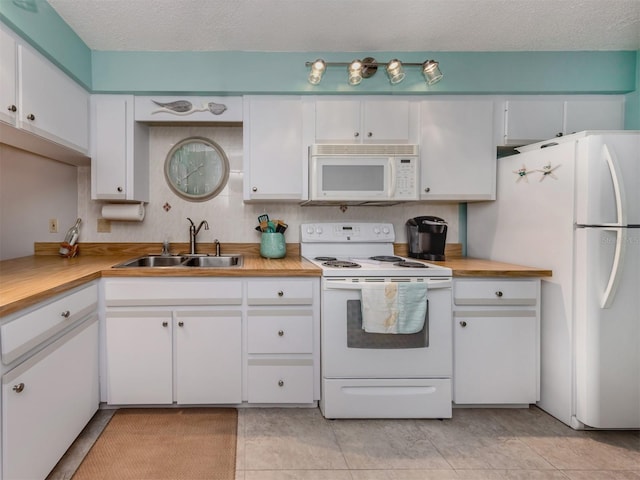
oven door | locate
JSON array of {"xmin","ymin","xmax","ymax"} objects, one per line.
[{"xmin": 321, "ymin": 277, "xmax": 452, "ymax": 378}]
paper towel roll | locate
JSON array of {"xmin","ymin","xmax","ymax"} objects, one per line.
[{"xmin": 101, "ymin": 203, "xmax": 145, "ymax": 221}]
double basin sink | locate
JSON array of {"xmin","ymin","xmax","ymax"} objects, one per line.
[{"xmin": 114, "ymin": 254, "xmax": 243, "ymax": 268}]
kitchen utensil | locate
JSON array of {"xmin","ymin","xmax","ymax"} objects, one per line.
[
  {"xmin": 258, "ymin": 214, "xmax": 269, "ymax": 224},
  {"xmin": 276, "ymin": 221, "xmax": 288, "ymax": 233}
]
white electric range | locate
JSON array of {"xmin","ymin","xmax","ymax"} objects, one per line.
[{"xmin": 301, "ymin": 222, "xmax": 453, "ymax": 419}]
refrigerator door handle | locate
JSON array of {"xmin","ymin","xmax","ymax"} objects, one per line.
[
  {"xmin": 603, "ymin": 144, "xmax": 627, "ymax": 226},
  {"xmin": 601, "ymin": 226, "xmax": 627, "ymax": 309}
]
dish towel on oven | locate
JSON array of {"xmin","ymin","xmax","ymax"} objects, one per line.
[{"xmin": 360, "ymin": 282, "xmax": 427, "ymax": 334}]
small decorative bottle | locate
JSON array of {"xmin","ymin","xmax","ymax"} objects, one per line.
[{"xmin": 59, "ymin": 218, "xmax": 81, "ymax": 257}]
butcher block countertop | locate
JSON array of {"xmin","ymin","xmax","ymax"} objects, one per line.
[{"xmin": 0, "ymin": 242, "xmax": 551, "ymax": 317}]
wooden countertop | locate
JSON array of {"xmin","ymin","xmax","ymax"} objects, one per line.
[
  {"xmin": 0, "ymin": 253, "xmax": 321, "ymax": 316},
  {"xmin": 1, "ymin": 243, "xmax": 551, "ymax": 317}
]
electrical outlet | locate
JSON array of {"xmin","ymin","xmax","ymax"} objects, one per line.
[
  {"xmin": 97, "ymin": 218, "xmax": 111, "ymax": 233},
  {"xmin": 49, "ymin": 218, "xmax": 58, "ymax": 233}
]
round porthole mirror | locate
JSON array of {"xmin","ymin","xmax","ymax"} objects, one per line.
[{"xmin": 164, "ymin": 136, "xmax": 230, "ymax": 202}]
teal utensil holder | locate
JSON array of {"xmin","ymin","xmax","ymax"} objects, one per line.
[{"xmin": 260, "ymin": 232, "xmax": 286, "ymax": 258}]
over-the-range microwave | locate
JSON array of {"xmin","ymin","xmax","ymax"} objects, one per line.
[{"xmin": 307, "ymin": 144, "xmax": 420, "ymax": 204}]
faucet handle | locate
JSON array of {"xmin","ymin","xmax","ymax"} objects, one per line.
[{"xmin": 161, "ymin": 240, "xmax": 170, "ymax": 256}]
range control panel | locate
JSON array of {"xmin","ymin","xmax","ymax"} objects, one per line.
[{"xmin": 300, "ymin": 223, "xmax": 395, "ymax": 243}]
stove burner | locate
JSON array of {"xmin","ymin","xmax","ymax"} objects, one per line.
[
  {"xmin": 369, "ymin": 255, "xmax": 403, "ymax": 262},
  {"xmin": 323, "ymin": 260, "xmax": 361, "ymax": 268},
  {"xmin": 315, "ymin": 256, "xmax": 337, "ymax": 261},
  {"xmin": 394, "ymin": 261, "xmax": 428, "ymax": 268}
]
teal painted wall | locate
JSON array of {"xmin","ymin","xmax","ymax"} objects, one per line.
[
  {"xmin": 624, "ymin": 51, "xmax": 640, "ymax": 129},
  {"xmin": 1, "ymin": 3, "xmax": 638, "ymax": 128},
  {"xmin": 0, "ymin": 0, "xmax": 91, "ymax": 88},
  {"xmin": 91, "ymin": 50, "xmax": 637, "ymax": 95}
]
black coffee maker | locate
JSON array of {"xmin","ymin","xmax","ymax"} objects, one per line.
[{"xmin": 406, "ymin": 216, "xmax": 448, "ymax": 261}]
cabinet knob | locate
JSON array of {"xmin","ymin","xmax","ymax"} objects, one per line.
[
  {"xmin": 7, "ymin": 105, "xmax": 16, "ymax": 112},
  {"xmin": 424, "ymin": 187, "xmax": 431, "ymax": 193},
  {"xmin": 162, "ymin": 321, "xmax": 168, "ymax": 327},
  {"xmin": 13, "ymin": 383, "xmax": 25, "ymax": 393},
  {"xmin": 367, "ymin": 132, "xmax": 373, "ymax": 137},
  {"xmin": 117, "ymin": 187, "xmax": 123, "ymax": 192},
  {"xmin": 278, "ymin": 330, "xmax": 284, "ymax": 337},
  {"xmin": 252, "ymin": 187, "xmax": 257, "ymax": 192},
  {"xmin": 495, "ymin": 291, "xmax": 503, "ymax": 297},
  {"xmin": 278, "ymin": 380, "xmax": 284, "ymax": 387},
  {"xmin": 277, "ymin": 290, "xmax": 284, "ymax": 297},
  {"xmin": 178, "ymin": 321, "xmax": 184, "ymax": 327},
  {"xmin": 61, "ymin": 310, "xmax": 71, "ymax": 318},
  {"xmin": 459, "ymin": 321, "xmax": 467, "ymax": 327},
  {"xmin": 26, "ymin": 113, "xmax": 35, "ymax": 121},
  {"xmin": 354, "ymin": 132, "xmax": 360, "ymax": 138}
]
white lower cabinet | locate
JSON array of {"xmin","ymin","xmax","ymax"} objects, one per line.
[
  {"xmin": 103, "ymin": 277, "xmax": 319, "ymax": 407},
  {"xmin": 106, "ymin": 310, "xmax": 242, "ymax": 405},
  {"xmin": 106, "ymin": 311, "xmax": 173, "ymax": 404},
  {"xmin": 453, "ymin": 278, "xmax": 540, "ymax": 405},
  {"xmin": 2, "ymin": 319, "xmax": 98, "ymax": 480},
  {"xmin": 175, "ymin": 311, "xmax": 242, "ymax": 404},
  {"xmin": 1, "ymin": 283, "xmax": 99, "ymax": 480},
  {"xmin": 104, "ymin": 279, "xmax": 243, "ymax": 405},
  {"xmin": 245, "ymin": 278, "xmax": 320, "ymax": 404}
]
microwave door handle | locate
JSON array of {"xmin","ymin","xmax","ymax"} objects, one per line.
[{"xmin": 389, "ymin": 160, "xmax": 397, "ymax": 196}]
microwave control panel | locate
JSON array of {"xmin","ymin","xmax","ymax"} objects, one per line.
[{"xmin": 393, "ymin": 157, "xmax": 419, "ymax": 200}]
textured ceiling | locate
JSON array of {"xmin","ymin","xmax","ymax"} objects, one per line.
[{"xmin": 46, "ymin": 0, "xmax": 640, "ymax": 52}]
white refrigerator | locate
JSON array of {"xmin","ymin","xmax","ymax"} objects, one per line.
[{"xmin": 468, "ymin": 131, "xmax": 640, "ymax": 429}]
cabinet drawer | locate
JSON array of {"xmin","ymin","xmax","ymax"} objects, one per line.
[
  {"xmin": 247, "ymin": 279, "xmax": 314, "ymax": 305},
  {"xmin": 105, "ymin": 279, "xmax": 242, "ymax": 306},
  {"xmin": 247, "ymin": 361, "xmax": 314, "ymax": 403},
  {"xmin": 454, "ymin": 279, "xmax": 538, "ymax": 306},
  {"xmin": 247, "ymin": 311, "xmax": 313, "ymax": 354},
  {"xmin": 1, "ymin": 283, "xmax": 98, "ymax": 364}
]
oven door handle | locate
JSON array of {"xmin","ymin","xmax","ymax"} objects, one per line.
[{"xmin": 324, "ymin": 278, "xmax": 451, "ymax": 290}]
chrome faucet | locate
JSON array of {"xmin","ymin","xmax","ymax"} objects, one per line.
[{"xmin": 187, "ymin": 218, "xmax": 209, "ymax": 255}]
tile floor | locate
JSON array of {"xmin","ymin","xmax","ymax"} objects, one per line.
[{"xmin": 48, "ymin": 406, "xmax": 640, "ymax": 480}]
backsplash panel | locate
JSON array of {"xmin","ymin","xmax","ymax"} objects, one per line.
[{"xmin": 77, "ymin": 126, "xmax": 459, "ymax": 246}]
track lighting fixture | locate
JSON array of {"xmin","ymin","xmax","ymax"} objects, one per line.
[
  {"xmin": 306, "ymin": 57, "xmax": 442, "ymax": 86},
  {"xmin": 308, "ymin": 59, "xmax": 326, "ymax": 85}
]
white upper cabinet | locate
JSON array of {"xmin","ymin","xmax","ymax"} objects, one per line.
[
  {"xmin": 0, "ymin": 24, "xmax": 89, "ymax": 158},
  {"xmin": 91, "ymin": 95, "xmax": 149, "ymax": 202},
  {"xmin": 564, "ymin": 98, "xmax": 625, "ymax": 134},
  {"xmin": 18, "ymin": 45, "xmax": 89, "ymax": 153},
  {"xmin": 243, "ymin": 96, "xmax": 311, "ymax": 202},
  {"xmin": 314, "ymin": 97, "xmax": 418, "ymax": 144},
  {"xmin": 0, "ymin": 26, "xmax": 17, "ymax": 125},
  {"xmin": 420, "ymin": 99, "xmax": 496, "ymax": 201},
  {"xmin": 503, "ymin": 96, "xmax": 625, "ymax": 145},
  {"xmin": 134, "ymin": 96, "xmax": 243, "ymax": 122}
]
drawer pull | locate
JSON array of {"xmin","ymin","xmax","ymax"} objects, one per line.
[
  {"xmin": 459, "ymin": 321, "xmax": 467, "ymax": 327},
  {"xmin": 277, "ymin": 291, "xmax": 284, "ymax": 297},
  {"xmin": 26, "ymin": 113, "xmax": 35, "ymax": 121},
  {"xmin": 178, "ymin": 321, "xmax": 184, "ymax": 327},
  {"xmin": 162, "ymin": 321, "xmax": 168, "ymax": 327},
  {"xmin": 13, "ymin": 383, "xmax": 25, "ymax": 393},
  {"xmin": 8, "ymin": 104, "xmax": 16, "ymax": 112},
  {"xmin": 278, "ymin": 330, "xmax": 284, "ymax": 337},
  {"xmin": 495, "ymin": 291, "xmax": 504, "ymax": 297},
  {"xmin": 61, "ymin": 310, "xmax": 71, "ymax": 318},
  {"xmin": 278, "ymin": 380, "xmax": 284, "ymax": 387}
]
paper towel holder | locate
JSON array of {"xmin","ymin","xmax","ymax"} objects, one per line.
[{"xmin": 101, "ymin": 202, "xmax": 146, "ymax": 222}]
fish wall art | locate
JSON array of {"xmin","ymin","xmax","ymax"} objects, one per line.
[{"xmin": 151, "ymin": 100, "xmax": 228, "ymax": 116}]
